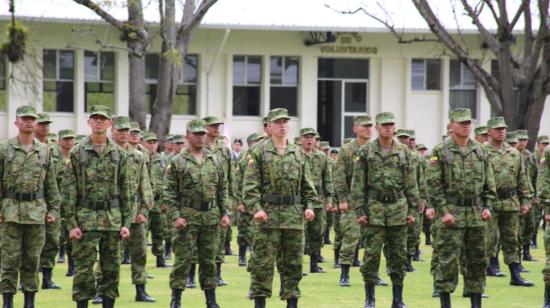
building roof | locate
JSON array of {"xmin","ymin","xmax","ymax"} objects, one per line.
[{"xmin": 0, "ymin": 0, "xmax": 533, "ymax": 33}]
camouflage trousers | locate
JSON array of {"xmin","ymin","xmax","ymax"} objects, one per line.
[
  {"xmin": 148, "ymin": 211, "xmax": 165, "ymax": 257},
  {"xmin": 534, "ymin": 202, "xmax": 544, "ymax": 233},
  {"xmin": 542, "ymin": 223, "xmax": 550, "ymax": 285},
  {"xmin": 486, "ymin": 210, "xmax": 520, "ymax": 264},
  {"xmin": 216, "ymin": 226, "xmax": 230, "ymax": 263},
  {"xmin": 170, "ymin": 223, "xmax": 220, "ymax": 291},
  {"xmin": 360, "ymin": 225, "xmax": 407, "ymax": 285},
  {"xmin": 40, "ymin": 220, "xmax": 60, "ymax": 269},
  {"xmin": 406, "ymin": 212, "xmax": 420, "ymax": 255},
  {"xmin": 333, "ymin": 211, "xmax": 342, "ymax": 250},
  {"xmin": 0, "ymin": 222, "xmax": 45, "ymax": 294},
  {"xmin": 430, "ymin": 222, "xmax": 439, "ymax": 277},
  {"xmin": 435, "ymin": 226, "xmax": 487, "ymax": 294},
  {"xmin": 519, "ymin": 209, "xmax": 535, "ymax": 247},
  {"xmin": 71, "ymin": 231, "xmax": 121, "ymax": 301},
  {"xmin": 249, "ymin": 228, "xmax": 303, "ymax": 300},
  {"xmin": 339, "ymin": 211, "xmax": 360, "ymax": 265},
  {"xmin": 127, "ymin": 223, "xmax": 147, "ymax": 285},
  {"xmin": 237, "ymin": 211, "xmax": 253, "ymax": 247},
  {"xmin": 305, "ymin": 208, "xmax": 326, "ymax": 256}
]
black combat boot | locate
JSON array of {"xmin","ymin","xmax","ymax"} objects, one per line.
[
  {"xmin": 92, "ymin": 294, "xmax": 103, "ymax": 305},
  {"xmin": 254, "ymin": 297, "xmax": 266, "ymax": 308},
  {"xmin": 364, "ymin": 284, "xmax": 375, "ymax": 308},
  {"xmin": 544, "ymin": 285, "xmax": 550, "ymax": 308},
  {"xmin": 391, "ymin": 284, "xmax": 407, "ymax": 308},
  {"xmin": 486, "ymin": 257, "xmax": 505, "ymax": 277},
  {"xmin": 425, "ymin": 228, "xmax": 432, "ymax": 245},
  {"xmin": 324, "ymin": 228, "xmax": 331, "ymax": 245},
  {"xmin": 493, "ymin": 253, "xmax": 506, "ymax": 276},
  {"xmin": 413, "ymin": 244, "xmax": 422, "ymax": 261},
  {"xmin": 509, "ymin": 263, "xmax": 534, "ymax": 287},
  {"xmin": 470, "ymin": 293, "xmax": 482, "ymax": 308},
  {"xmin": 439, "ymin": 292, "xmax": 451, "ymax": 308},
  {"xmin": 135, "ymin": 284, "xmax": 155, "ymax": 302},
  {"xmin": 405, "ymin": 255, "xmax": 416, "ymax": 272},
  {"xmin": 164, "ymin": 241, "xmax": 172, "ymax": 260},
  {"xmin": 339, "ymin": 264, "xmax": 350, "ymax": 287},
  {"xmin": 523, "ymin": 244, "xmax": 536, "ymax": 261},
  {"xmin": 532, "ymin": 233, "xmax": 538, "ymax": 249},
  {"xmin": 216, "ymin": 262, "xmax": 228, "ymax": 286},
  {"xmin": 205, "ymin": 289, "xmax": 220, "ymax": 308},
  {"xmin": 462, "ymin": 291, "xmax": 489, "ymax": 298},
  {"xmin": 23, "ymin": 292, "xmax": 35, "ymax": 308},
  {"xmin": 66, "ymin": 255, "xmax": 75, "ymax": 277},
  {"xmin": 352, "ymin": 249, "xmax": 361, "ymax": 267},
  {"xmin": 2, "ymin": 293, "xmax": 13, "ymax": 308},
  {"xmin": 101, "ymin": 297, "xmax": 114, "ymax": 308},
  {"xmin": 186, "ymin": 264, "xmax": 196, "ymax": 288},
  {"xmin": 156, "ymin": 255, "xmax": 170, "ymax": 268},
  {"xmin": 41, "ymin": 268, "xmax": 61, "ymax": 289},
  {"xmin": 76, "ymin": 300, "xmax": 88, "ymax": 308},
  {"xmin": 57, "ymin": 245, "xmax": 65, "ymax": 263},
  {"xmin": 170, "ymin": 289, "xmax": 182, "ymax": 308},
  {"xmin": 287, "ymin": 298, "xmax": 298, "ymax": 308},
  {"xmin": 310, "ymin": 255, "xmax": 326, "ymax": 273},
  {"xmin": 375, "ymin": 275, "xmax": 388, "ymax": 286},
  {"xmin": 121, "ymin": 250, "xmax": 131, "ymax": 264},
  {"xmin": 224, "ymin": 240, "xmax": 233, "ymax": 256},
  {"xmin": 238, "ymin": 245, "xmax": 247, "ymax": 267},
  {"xmin": 316, "ymin": 252, "xmax": 327, "ymax": 263},
  {"xmin": 333, "ymin": 247, "xmax": 341, "ymax": 268}
]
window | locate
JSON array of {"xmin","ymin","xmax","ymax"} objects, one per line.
[
  {"xmin": 270, "ymin": 56, "xmax": 299, "ymax": 116},
  {"xmin": 411, "ymin": 59, "xmax": 441, "ymax": 90},
  {"xmin": 449, "ymin": 59, "xmax": 477, "ymax": 118},
  {"xmin": 233, "ymin": 55, "xmax": 261, "ymax": 116},
  {"xmin": 84, "ymin": 51, "xmax": 115, "ymax": 112},
  {"xmin": 42, "ymin": 50, "xmax": 75, "ymax": 112},
  {"xmin": 0, "ymin": 57, "xmax": 6, "ymax": 111},
  {"xmin": 318, "ymin": 58, "xmax": 369, "ymax": 79},
  {"xmin": 144, "ymin": 53, "xmax": 198, "ymax": 115}
]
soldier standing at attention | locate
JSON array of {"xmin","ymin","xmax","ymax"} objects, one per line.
[
  {"xmin": 65, "ymin": 105, "xmax": 132, "ymax": 308},
  {"xmin": 244, "ymin": 108, "xmax": 316, "ymax": 308},
  {"xmin": 534, "ymin": 135, "xmax": 550, "ymax": 247},
  {"xmin": 0, "ymin": 106, "xmax": 61, "ymax": 308},
  {"xmin": 351, "ymin": 112, "xmax": 419, "ymax": 308},
  {"xmin": 538, "ymin": 143, "xmax": 550, "ymax": 307},
  {"xmin": 425, "ymin": 108, "xmax": 496, "ymax": 308},
  {"xmin": 474, "ymin": 126, "xmax": 489, "ymax": 144},
  {"xmin": 162, "ymin": 119, "xmax": 230, "ymax": 308}
]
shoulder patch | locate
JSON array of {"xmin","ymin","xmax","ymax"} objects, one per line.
[{"xmin": 430, "ymin": 156, "xmax": 438, "ymax": 165}]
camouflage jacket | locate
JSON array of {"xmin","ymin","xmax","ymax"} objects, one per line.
[
  {"xmin": 351, "ymin": 139, "xmax": 420, "ymax": 226},
  {"xmin": 66, "ymin": 137, "xmax": 132, "ymax": 231},
  {"xmin": 485, "ymin": 143, "xmax": 532, "ymax": 211},
  {"xmin": 411, "ymin": 150, "xmax": 427, "ymax": 201},
  {"xmin": 242, "ymin": 139, "xmax": 317, "ymax": 230},
  {"xmin": 519, "ymin": 149, "xmax": 538, "ymax": 196},
  {"xmin": 234, "ymin": 149, "xmax": 248, "ymax": 205},
  {"xmin": 126, "ymin": 145, "xmax": 153, "ymax": 221},
  {"xmin": 334, "ymin": 139, "xmax": 365, "ymax": 204},
  {"xmin": 426, "ymin": 138, "xmax": 497, "ymax": 228},
  {"xmin": 58, "ymin": 153, "xmax": 73, "ymax": 216},
  {"xmin": 0, "ymin": 137, "xmax": 61, "ymax": 224},
  {"xmin": 302, "ymin": 148, "xmax": 334, "ymax": 207},
  {"xmin": 162, "ymin": 149, "xmax": 229, "ymax": 226},
  {"xmin": 206, "ymin": 139, "xmax": 236, "ymax": 203},
  {"xmin": 149, "ymin": 153, "xmax": 167, "ymax": 213},
  {"xmin": 537, "ymin": 148, "xmax": 550, "ymax": 213}
]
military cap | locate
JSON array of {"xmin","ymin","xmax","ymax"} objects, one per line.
[
  {"xmin": 187, "ymin": 119, "xmax": 208, "ymax": 134},
  {"xmin": 354, "ymin": 115, "xmax": 372, "ymax": 125},
  {"xmin": 173, "ymin": 134, "xmax": 185, "ymax": 143},
  {"xmin": 396, "ymin": 129, "xmax": 410, "ymax": 137},
  {"xmin": 89, "ymin": 104, "xmax": 111, "ymax": 119},
  {"xmin": 16, "ymin": 105, "xmax": 38, "ymax": 118},
  {"xmin": 47, "ymin": 132, "xmax": 57, "ymax": 139},
  {"xmin": 537, "ymin": 135, "xmax": 549, "ymax": 144},
  {"xmin": 247, "ymin": 133, "xmax": 264, "ymax": 144},
  {"xmin": 408, "ymin": 130, "xmax": 416, "ymax": 139},
  {"xmin": 449, "ymin": 108, "xmax": 472, "ymax": 123},
  {"xmin": 76, "ymin": 134, "xmax": 86, "ymax": 141},
  {"xmin": 487, "ymin": 117, "xmax": 508, "ymax": 129},
  {"xmin": 37, "ymin": 113, "xmax": 53, "ymax": 124},
  {"xmin": 320, "ymin": 141, "xmax": 330, "ymax": 150},
  {"xmin": 300, "ymin": 128, "xmax": 317, "ymax": 136},
  {"xmin": 112, "ymin": 116, "xmax": 131, "ymax": 130},
  {"xmin": 267, "ymin": 108, "xmax": 290, "ymax": 122},
  {"xmin": 331, "ymin": 148, "xmax": 339, "ymax": 154},
  {"xmin": 294, "ymin": 137, "xmax": 301, "ymax": 145},
  {"xmin": 506, "ymin": 132, "xmax": 518, "ymax": 144},
  {"xmin": 202, "ymin": 116, "xmax": 224, "ymax": 126},
  {"xmin": 143, "ymin": 132, "xmax": 158, "ymax": 142},
  {"xmin": 416, "ymin": 143, "xmax": 427, "ymax": 151},
  {"xmin": 262, "ymin": 116, "xmax": 268, "ymax": 126},
  {"xmin": 375, "ymin": 112, "xmax": 396, "ymax": 125},
  {"xmin": 474, "ymin": 126, "xmax": 488, "ymax": 135},
  {"xmin": 516, "ymin": 129, "xmax": 529, "ymax": 140},
  {"xmin": 315, "ymin": 133, "xmax": 321, "ymax": 140},
  {"xmin": 130, "ymin": 122, "xmax": 141, "ymax": 132},
  {"xmin": 58, "ymin": 129, "xmax": 75, "ymax": 139},
  {"xmin": 165, "ymin": 134, "xmax": 174, "ymax": 142},
  {"xmin": 343, "ymin": 138, "xmax": 353, "ymax": 144}
]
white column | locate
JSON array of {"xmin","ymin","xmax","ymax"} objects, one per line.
[
  {"xmin": 74, "ymin": 49, "xmax": 85, "ymax": 134},
  {"xmin": 115, "ymin": 50, "xmax": 129, "ymax": 116},
  {"xmin": 441, "ymin": 57, "xmax": 450, "ymax": 137}
]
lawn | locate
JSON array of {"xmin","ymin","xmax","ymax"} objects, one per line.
[{"xmin": 16, "ymin": 232, "xmax": 547, "ymax": 308}]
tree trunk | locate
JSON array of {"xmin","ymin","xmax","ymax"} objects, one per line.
[{"xmin": 128, "ymin": 40, "xmax": 146, "ymax": 128}]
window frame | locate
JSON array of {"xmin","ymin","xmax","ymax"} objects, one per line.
[
  {"xmin": 84, "ymin": 50, "xmax": 116, "ymax": 113},
  {"xmin": 42, "ymin": 49, "xmax": 76, "ymax": 113},
  {"xmin": 411, "ymin": 58, "xmax": 441, "ymax": 91},
  {"xmin": 269, "ymin": 55, "xmax": 300, "ymax": 116},
  {"xmin": 449, "ymin": 59, "xmax": 478, "ymax": 119},
  {"xmin": 232, "ymin": 55, "xmax": 262, "ymax": 116}
]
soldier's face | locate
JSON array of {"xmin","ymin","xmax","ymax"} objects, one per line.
[
  {"xmin": 409, "ymin": 139, "xmax": 416, "ymax": 149},
  {"xmin": 112, "ymin": 128, "xmax": 129, "ymax": 144},
  {"xmin": 451, "ymin": 121, "xmax": 471, "ymax": 138},
  {"xmin": 354, "ymin": 124, "xmax": 373, "ymax": 140},
  {"xmin": 15, "ymin": 116, "xmax": 37, "ymax": 134},
  {"xmin": 517, "ymin": 139, "xmax": 527, "ymax": 151},
  {"xmin": 36, "ymin": 123, "xmax": 50, "ymax": 137},
  {"xmin": 187, "ymin": 132, "xmax": 206, "ymax": 149},
  {"xmin": 475, "ymin": 134, "xmax": 488, "ymax": 143},
  {"xmin": 330, "ymin": 153, "xmax": 338, "ymax": 160},
  {"xmin": 145, "ymin": 140, "xmax": 158, "ymax": 153},
  {"xmin": 538, "ymin": 143, "xmax": 549, "ymax": 152},
  {"xmin": 397, "ymin": 136, "xmax": 409, "ymax": 145},
  {"xmin": 419, "ymin": 149, "xmax": 427, "ymax": 156},
  {"xmin": 301, "ymin": 134, "xmax": 315, "ymax": 151},
  {"xmin": 376, "ymin": 123, "xmax": 395, "ymax": 139},
  {"xmin": 59, "ymin": 137, "xmax": 75, "ymax": 150},
  {"xmin": 165, "ymin": 142, "xmax": 174, "ymax": 153},
  {"xmin": 129, "ymin": 131, "xmax": 141, "ymax": 144},
  {"xmin": 88, "ymin": 115, "xmax": 111, "ymax": 134},
  {"xmin": 488, "ymin": 127, "xmax": 506, "ymax": 142},
  {"xmin": 207, "ymin": 124, "xmax": 221, "ymax": 137},
  {"xmin": 270, "ymin": 119, "xmax": 289, "ymax": 138}
]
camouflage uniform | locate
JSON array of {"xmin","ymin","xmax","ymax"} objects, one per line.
[
  {"xmin": 534, "ymin": 135, "xmax": 550, "ymax": 246},
  {"xmin": 539, "ymin": 147, "xmax": 550, "ymax": 289},
  {"xmin": 244, "ymin": 108, "xmax": 317, "ymax": 302},
  {"xmin": 0, "ymin": 109, "xmax": 61, "ymax": 299}
]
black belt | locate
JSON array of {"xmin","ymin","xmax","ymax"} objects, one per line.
[
  {"xmin": 184, "ymin": 201, "xmax": 216, "ymax": 212},
  {"xmin": 78, "ymin": 199, "xmax": 120, "ymax": 210},
  {"xmin": 497, "ymin": 189, "xmax": 516, "ymax": 200},
  {"xmin": 4, "ymin": 190, "xmax": 44, "ymax": 201},
  {"xmin": 446, "ymin": 195, "xmax": 480, "ymax": 207},
  {"xmin": 367, "ymin": 190, "xmax": 404, "ymax": 203},
  {"xmin": 262, "ymin": 194, "xmax": 301, "ymax": 205}
]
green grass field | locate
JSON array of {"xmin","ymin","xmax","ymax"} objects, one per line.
[{"xmin": 13, "ymin": 232, "xmax": 547, "ymax": 308}]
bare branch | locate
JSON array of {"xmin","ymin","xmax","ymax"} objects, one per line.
[
  {"xmin": 482, "ymin": 0, "xmax": 501, "ymax": 24},
  {"xmin": 460, "ymin": 0, "xmax": 499, "ymax": 55},
  {"xmin": 509, "ymin": 0, "xmax": 529, "ymax": 30},
  {"xmin": 72, "ymin": 0, "xmax": 125, "ymax": 31},
  {"xmin": 178, "ymin": 0, "xmax": 218, "ymax": 38}
]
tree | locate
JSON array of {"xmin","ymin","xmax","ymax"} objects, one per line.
[{"xmin": 338, "ymin": 0, "xmax": 550, "ymax": 149}]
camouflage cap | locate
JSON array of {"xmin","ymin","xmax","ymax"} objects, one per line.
[
  {"xmin": 58, "ymin": 129, "xmax": 75, "ymax": 139},
  {"xmin": 474, "ymin": 126, "xmax": 488, "ymax": 135},
  {"xmin": 300, "ymin": 128, "xmax": 317, "ymax": 136},
  {"xmin": 75, "ymin": 134, "xmax": 86, "ymax": 142},
  {"xmin": 516, "ymin": 129, "xmax": 529, "ymax": 140},
  {"xmin": 375, "ymin": 112, "xmax": 396, "ymax": 125},
  {"xmin": 396, "ymin": 129, "xmax": 410, "ymax": 138},
  {"xmin": 173, "ymin": 134, "xmax": 185, "ymax": 144},
  {"xmin": 262, "ymin": 116, "xmax": 268, "ymax": 126},
  {"xmin": 343, "ymin": 138, "xmax": 353, "ymax": 144},
  {"xmin": 143, "ymin": 132, "xmax": 158, "ymax": 142},
  {"xmin": 130, "ymin": 122, "xmax": 141, "ymax": 132},
  {"xmin": 487, "ymin": 117, "xmax": 508, "ymax": 129},
  {"xmin": 353, "ymin": 115, "xmax": 373, "ymax": 126},
  {"xmin": 16, "ymin": 105, "xmax": 38, "ymax": 118},
  {"xmin": 449, "ymin": 108, "xmax": 472, "ymax": 123},
  {"xmin": 320, "ymin": 141, "xmax": 330, "ymax": 150},
  {"xmin": 187, "ymin": 119, "xmax": 208, "ymax": 134},
  {"xmin": 537, "ymin": 135, "xmax": 549, "ymax": 144},
  {"xmin": 416, "ymin": 143, "xmax": 427, "ymax": 151},
  {"xmin": 267, "ymin": 108, "xmax": 290, "ymax": 122},
  {"xmin": 315, "ymin": 133, "xmax": 321, "ymax": 140},
  {"xmin": 89, "ymin": 104, "xmax": 111, "ymax": 119},
  {"xmin": 246, "ymin": 132, "xmax": 264, "ymax": 144},
  {"xmin": 294, "ymin": 137, "xmax": 301, "ymax": 145},
  {"xmin": 506, "ymin": 131, "xmax": 518, "ymax": 144},
  {"xmin": 37, "ymin": 113, "xmax": 53, "ymax": 124},
  {"xmin": 202, "ymin": 116, "xmax": 224, "ymax": 126},
  {"xmin": 112, "ymin": 116, "xmax": 131, "ymax": 130},
  {"xmin": 408, "ymin": 129, "xmax": 416, "ymax": 139},
  {"xmin": 165, "ymin": 134, "xmax": 174, "ymax": 142}
]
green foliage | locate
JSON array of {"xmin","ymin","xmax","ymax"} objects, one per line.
[
  {"xmin": 163, "ymin": 48, "xmax": 182, "ymax": 68},
  {"xmin": 0, "ymin": 21, "xmax": 28, "ymax": 63}
]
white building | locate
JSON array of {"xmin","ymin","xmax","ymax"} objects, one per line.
[{"xmin": 1, "ymin": 0, "xmax": 548, "ymax": 148}]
